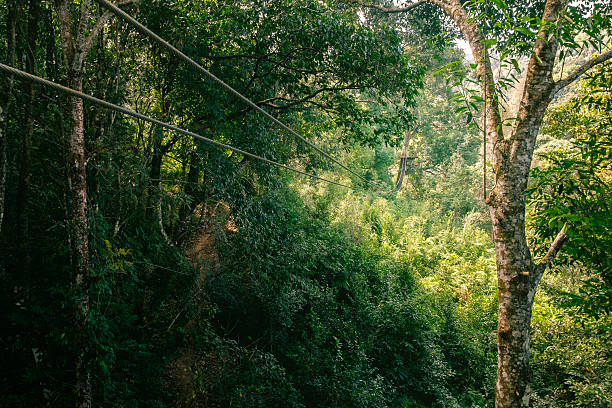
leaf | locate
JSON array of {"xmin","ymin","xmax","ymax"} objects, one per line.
[
  {"xmin": 491, "ymin": 0, "xmax": 508, "ymax": 9},
  {"xmin": 516, "ymin": 27, "xmax": 535, "ymax": 37},
  {"xmin": 510, "ymin": 58, "xmax": 520, "ymax": 72},
  {"xmin": 483, "ymin": 38, "xmax": 498, "ymax": 48}
]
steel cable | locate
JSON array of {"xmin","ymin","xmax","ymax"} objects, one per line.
[
  {"xmin": 94, "ymin": 0, "xmax": 381, "ymax": 189},
  {"xmin": 0, "ymin": 63, "xmax": 354, "ymax": 190}
]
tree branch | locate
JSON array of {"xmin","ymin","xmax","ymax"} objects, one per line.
[
  {"xmin": 349, "ymin": 0, "xmax": 427, "ymax": 13},
  {"xmin": 78, "ymin": 0, "xmax": 136, "ymax": 68},
  {"xmin": 536, "ymin": 223, "xmax": 567, "ymax": 275},
  {"xmin": 257, "ymin": 85, "xmax": 363, "ymax": 109},
  {"xmin": 54, "ymin": 0, "xmax": 76, "ymax": 68},
  {"xmin": 505, "ymin": 0, "xmax": 567, "ymax": 179},
  {"xmin": 553, "ymin": 48, "xmax": 612, "ymax": 95},
  {"xmin": 425, "ymin": 0, "xmax": 506, "ymax": 180},
  {"xmin": 81, "ymin": 10, "xmax": 114, "ymax": 54}
]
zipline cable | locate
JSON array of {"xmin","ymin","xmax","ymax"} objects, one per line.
[
  {"xmin": 94, "ymin": 0, "xmax": 381, "ymax": 190},
  {"xmin": 0, "ymin": 63, "xmax": 354, "ymax": 190}
]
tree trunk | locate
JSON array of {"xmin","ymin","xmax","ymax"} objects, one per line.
[
  {"xmin": 68, "ymin": 72, "xmax": 92, "ymax": 408},
  {"xmin": 395, "ymin": 128, "xmax": 416, "ymax": 190},
  {"xmin": 149, "ymin": 126, "xmax": 170, "ymax": 242},
  {"xmin": 357, "ymin": 0, "xmax": 609, "ymax": 405},
  {"xmin": 54, "ymin": 0, "xmax": 99, "ymax": 405},
  {"xmin": 0, "ymin": 86, "xmax": 9, "ymax": 234},
  {"xmin": 175, "ymin": 149, "xmax": 201, "ymax": 243},
  {"xmin": 424, "ymin": 0, "xmax": 568, "ymax": 406},
  {"xmin": 488, "ymin": 175, "xmax": 535, "ymax": 407},
  {"xmin": 181, "ymin": 150, "xmax": 200, "ymax": 217},
  {"xmin": 395, "ymin": 133, "xmax": 408, "ymax": 190}
]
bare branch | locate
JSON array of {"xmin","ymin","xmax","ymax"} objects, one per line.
[
  {"xmin": 348, "ymin": 0, "xmax": 427, "ymax": 13},
  {"xmin": 536, "ymin": 223, "xmax": 567, "ymax": 274},
  {"xmin": 81, "ymin": 0, "xmax": 136, "ymax": 54},
  {"xmin": 80, "ymin": 10, "xmax": 113, "ymax": 54},
  {"xmin": 257, "ymin": 85, "xmax": 363, "ymax": 109},
  {"xmin": 553, "ymin": 49, "xmax": 612, "ymax": 95}
]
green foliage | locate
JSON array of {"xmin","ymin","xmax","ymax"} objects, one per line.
[
  {"xmin": 1, "ymin": 0, "xmax": 609, "ymax": 407},
  {"xmin": 528, "ymin": 61, "xmax": 612, "ymax": 314},
  {"xmin": 527, "ymin": 59, "xmax": 612, "ymax": 408},
  {"xmin": 531, "ymin": 269, "xmax": 612, "ymax": 408},
  {"xmin": 203, "ymin": 186, "xmax": 497, "ymax": 407}
]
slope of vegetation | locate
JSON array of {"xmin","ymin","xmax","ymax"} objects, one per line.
[{"xmin": 0, "ymin": 0, "xmax": 609, "ymax": 407}]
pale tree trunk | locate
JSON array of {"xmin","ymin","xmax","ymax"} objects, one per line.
[
  {"xmin": 67, "ymin": 71, "xmax": 91, "ymax": 408},
  {"xmin": 487, "ymin": 1, "xmax": 567, "ymax": 404},
  {"xmin": 355, "ymin": 0, "xmax": 612, "ymax": 405},
  {"xmin": 54, "ymin": 0, "xmax": 116, "ymax": 406},
  {"xmin": 432, "ymin": 0, "xmax": 586, "ymax": 405},
  {"xmin": 434, "ymin": 0, "xmax": 566, "ymax": 405},
  {"xmin": 488, "ymin": 181, "xmax": 535, "ymax": 406}
]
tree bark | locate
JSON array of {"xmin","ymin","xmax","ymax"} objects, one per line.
[
  {"xmin": 68, "ymin": 72, "xmax": 92, "ymax": 408},
  {"xmin": 54, "ymin": 0, "xmax": 108, "ymax": 405},
  {"xmin": 352, "ymin": 0, "xmax": 611, "ymax": 406},
  {"xmin": 147, "ymin": 73, "xmax": 175, "ymax": 242},
  {"xmin": 432, "ymin": 0, "xmax": 570, "ymax": 405},
  {"xmin": 488, "ymin": 181, "xmax": 535, "ymax": 407},
  {"xmin": 175, "ymin": 149, "xmax": 202, "ymax": 243},
  {"xmin": 149, "ymin": 126, "xmax": 170, "ymax": 242},
  {"xmin": 436, "ymin": 0, "xmax": 565, "ymax": 405},
  {"xmin": 488, "ymin": 3, "xmax": 566, "ymax": 404}
]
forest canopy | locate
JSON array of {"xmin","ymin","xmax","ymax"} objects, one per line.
[{"xmin": 0, "ymin": 0, "xmax": 610, "ymax": 407}]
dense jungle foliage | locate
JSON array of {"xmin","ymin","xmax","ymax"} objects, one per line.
[{"xmin": 0, "ymin": 0, "xmax": 610, "ymax": 407}]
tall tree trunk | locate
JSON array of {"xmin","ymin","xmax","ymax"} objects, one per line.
[
  {"xmin": 347, "ymin": 2, "xmax": 609, "ymax": 403},
  {"xmin": 422, "ymin": 0, "xmax": 573, "ymax": 405},
  {"xmin": 176, "ymin": 149, "xmax": 201, "ymax": 243},
  {"xmin": 488, "ymin": 176, "xmax": 535, "ymax": 406},
  {"xmin": 395, "ymin": 134, "xmax": 408, "ymax": 191},
  {"xmin": 184, "ymin": 150, "xmax": 200, "ymax": 205},
  {"xmin": 487, "ymin": 1, "xmax": 566, "ymax": 403},
  {"xmin": 0, "ymin": 0, "xmax": 17, "ymax": 233},
  {"xmin": 67, "ymin": 71, "xmax": 91, "ymax": 408},
  {"xmin": 148, "ymin": 73, "xmax": 175, "ymax": 242},
  {"xmin": 54, "ymin": 0, "xmax": 111, "ymax": 405}
]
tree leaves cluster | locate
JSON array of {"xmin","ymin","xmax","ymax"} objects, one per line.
[
  {"xmin": 528, "ymin": 60, "xmax": 612, "ymax": 316},
  {"xmin": 0, "ymin": 0, "xmax": 432, "ymax": 406}
]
